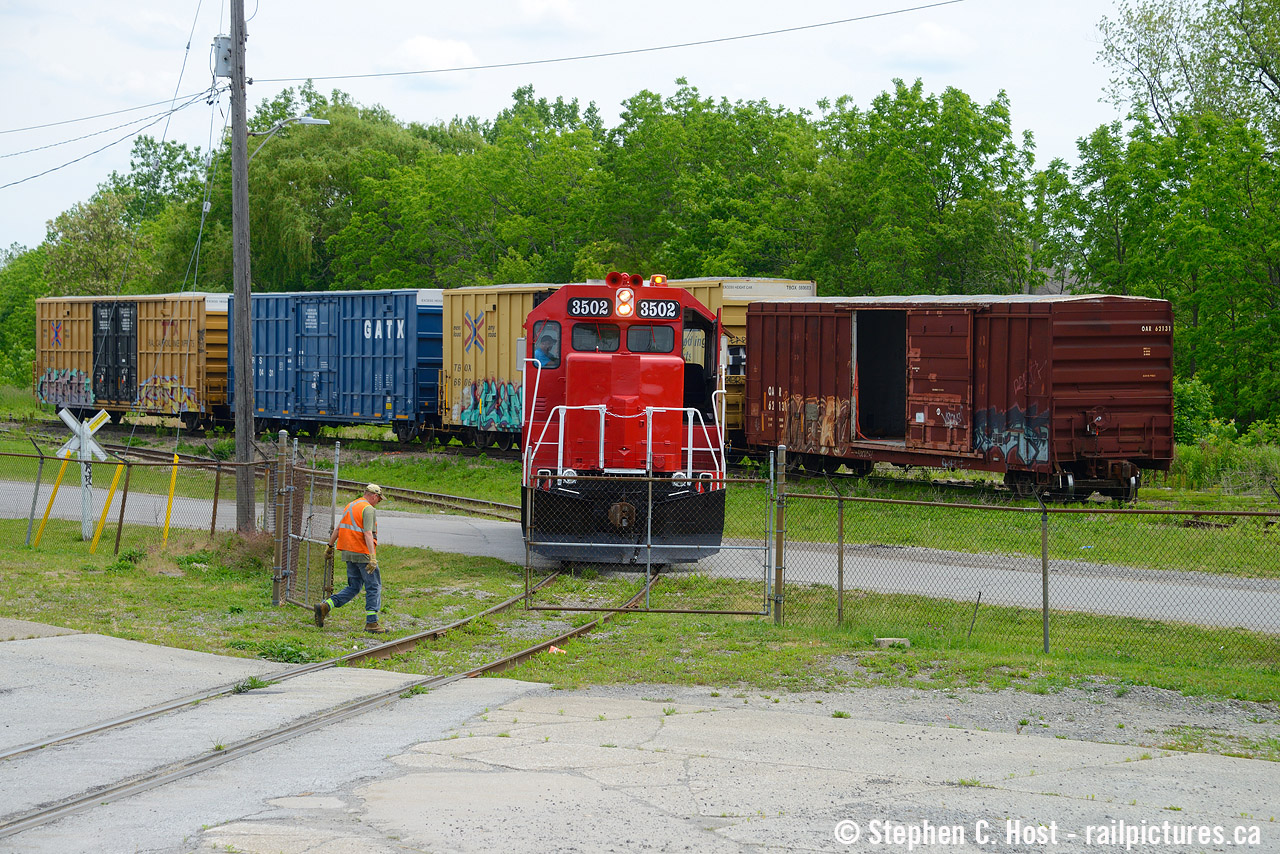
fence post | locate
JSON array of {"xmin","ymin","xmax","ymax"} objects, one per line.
[
  {"xmin": 837, "ymin": 495, "xmax": 844, "ymax": 626},
  {"xmin": 25, "ymin": 442, "xmax": 46, "ymax": 546},
  {"xmin": 272, "ymin": 430, "xmax": 288, "ymax": 606},
  {"xmin": 1036, "ymin": 489, "xmax": 1050, "ymax": 654},
  {"xmin": 774, "ymin": 445, "xmax": 787, "ymax": 625},
  {"xmin": 114, "ymin": 462, "xmax": 132, "ymax": 556},
  {"xmin": 210, "ymin": 462, "xmax": 221, "ymax": 539}
]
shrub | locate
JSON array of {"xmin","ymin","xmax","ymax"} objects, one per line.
[{"xmin": 1173, "ymin": 377, "xmax": 1215, "ymax": 444}]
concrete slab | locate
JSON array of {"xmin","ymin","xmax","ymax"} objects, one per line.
[
  {"xmin": 0, "ymin": 617, "xmax": 78, "ymax": 641},
  {"xmin": 0, "ymin": 633, "xmax": 277, "ymax": 749},
  {"xmin": 0, "ymin": 666, "xmax": 421, "ymax": 819},
  {"xmin": 0, "ymin": 628, "xmax": 1275, "ymax": 854}
]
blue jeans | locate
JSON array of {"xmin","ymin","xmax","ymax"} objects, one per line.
[{"xmin": 331, "ymin": 560, "xmax": 381, "ymax": 621}]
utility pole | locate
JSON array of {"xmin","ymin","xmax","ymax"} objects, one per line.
[{"xmin": 229, "ymin": 0, "xmax": 255, "ymax": 532}]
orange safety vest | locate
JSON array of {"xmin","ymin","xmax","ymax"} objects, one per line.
[{"xmin": 335, "ymin": 497, "xmax": 377, "ymax": 554}]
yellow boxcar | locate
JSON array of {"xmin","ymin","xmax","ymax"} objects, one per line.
[
  {"xmin": 439, "ymin": 278, "xmax": 814, "ymax": 450},
  {"xmin": 441, "ymin": 284, "xmax": 557, "ymax": 449},
  {"xmin": 35, "ymin": 293, "xmax": 229, "ymax": 426}
]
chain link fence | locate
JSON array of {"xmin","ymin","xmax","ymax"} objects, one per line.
[
  {"xmin": 0, "ymin": 449, "xmax": 266, "ymax": 554},
  {"xmin": 779, "ymin": 471, "xmax": 1280, "ymax": 667},
  {"xmin": 525, "ymin": 471, "xmax": 773, "ymax": 615}
]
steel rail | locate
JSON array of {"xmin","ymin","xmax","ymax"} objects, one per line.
[
  {"xmin": 0, "ymin": 573, "xmax": 559, "ymax": 765},
  {"xmin": 0, "ymin": 570, "xmax": 656, "ymax": 840},
  {"xmin": 323, "ymin": 476, "xmax": 520, "ymax": 522}
]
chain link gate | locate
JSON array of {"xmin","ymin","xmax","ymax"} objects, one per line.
[
  {"xmin": 274, "ymin": 432, "xmax": 342, "ymax": 609},
  {"xmin": 524, "ymin": 459, "xmax": 780, "ymax": 617}
]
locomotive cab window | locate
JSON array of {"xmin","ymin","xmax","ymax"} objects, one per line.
[
  {"xmin": 626, "ymin": 324, "xmax": 675, "ymax": 354},
  {"xmin": 532, "ymin": 320, "xmax": 561, "ymax": 369},
  {"xmin": 572, "ymin": 322, "xmax": 620, "ymax": 352}
]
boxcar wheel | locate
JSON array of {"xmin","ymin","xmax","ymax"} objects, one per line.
[
  {"xmin": 476, "ymin": 430, "xmax": 494, "ymax": 450},
  {"xmin": 821, "ymin": 456, "xmax": 842, "ymax": 475},
  {"xmin": 393, "ymin": 422, "xmax": 417, "ymax": 444},
  {"xmin": 844, "ymin": 460, "xmax": 873, "ymax": 477},
  {"xmin": 495, "ymin": 432, "xmax": 514, "ymax": 452}
]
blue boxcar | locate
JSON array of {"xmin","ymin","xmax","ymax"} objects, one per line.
[{"xmin": 229, "ymin": 289, "xmax": 443, "ymax": 440}]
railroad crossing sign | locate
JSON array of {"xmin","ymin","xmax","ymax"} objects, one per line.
[
  {"xmin": 58, "ymin": 408, "xmax": 110, "ymax": 539},
  {"xmin": 58, "ymin": 408, "xmax": 110, "ymax": 462}
]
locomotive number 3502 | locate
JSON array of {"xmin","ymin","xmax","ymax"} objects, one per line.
[
  {"xmin": 568, "ymin": 298, "xmax": 613, "ymax": 317},
  {"xmin": 638, "ymin": 299, "xmax": 680, "ymax": 319}
]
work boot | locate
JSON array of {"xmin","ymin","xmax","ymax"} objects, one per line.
[
  {"xmin": 313, "ymin": 601, "xmax": 330, "ymax": 627},
  {"xmin": 365, "ymin": 621, "xmax": 389, "ymax": 634}
]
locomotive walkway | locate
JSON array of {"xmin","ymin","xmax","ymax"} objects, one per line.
[{"xmin": 4, "ymin": 482, "xmax": 1279, "ymax": 633}]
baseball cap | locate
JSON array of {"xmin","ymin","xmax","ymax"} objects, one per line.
[{"xmin": 366, "ymin": 483, "xmax": 384, "ymax": 497}]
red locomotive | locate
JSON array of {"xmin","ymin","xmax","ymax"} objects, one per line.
[{"xmin": 521, "ymin": 272, "xmax": 726, "ymax": 564}]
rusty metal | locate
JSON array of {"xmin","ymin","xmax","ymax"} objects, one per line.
[
  {"xmin": 746, "ymin": 295, "xmax": 1175, "ymax": 486},
  {"xmin": 345, "ymin": 572, "xmax": 561, "ymax": 662},
  {"xmin": 272, "ymin": 431, "xmax": 287, "ymax": 606}
]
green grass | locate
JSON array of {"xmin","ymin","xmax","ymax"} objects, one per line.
[{"xmin": 3, "ymin": 516, "xmax": 1276, "ymax": 712}]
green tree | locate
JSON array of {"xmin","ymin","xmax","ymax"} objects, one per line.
[
  {"xmin": 102, "ymin": 136, "xmax": 204, "ymax": 227},
  {"xmin": 598, "ymin": 80, "xmax": 816, "ymax": 279},
  {"xmin": 43, "ymin": 191, "xmax": 155, "ymax": 296},
  {"xmin": 806, "ymin": 79, "xmax": 1034, "ymax": 295},
  {"xmin": 0, "ymin": 244, "xmax": 49, "ymax": 386},
  {"xmin": 1099, "ymin": 0, "xmax": 1280, "ymax": 141},
  {"xmin": 329, "ymin": 87, "xmax": 601, "ymax": 290}
]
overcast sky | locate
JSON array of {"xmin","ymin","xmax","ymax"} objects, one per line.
[{"xmin": 1, "ymin": 0, "xmax": 1122, "ymax": 254}]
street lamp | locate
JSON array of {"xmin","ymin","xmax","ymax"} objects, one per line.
[{"xmin": 248, "ymin": 115, "xmax": 330, "ymax": 162}]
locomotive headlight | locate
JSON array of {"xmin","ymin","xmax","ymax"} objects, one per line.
[
  {"xmin": 560, "ymin": 468, "xmax": 577, "ymax": 486},
  {"xmin": 616, "ymin": 288, "xmax": 634, "ymax": 317}
]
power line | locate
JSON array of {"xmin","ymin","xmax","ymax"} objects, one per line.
[
  {"xmin": 255, "ymin": 0, "xmax": 969, "ymax": 84},
  {"xmin": 0, "ymin": 104, "xmax": 199, "ymax": 160},
  {"xmin": 0, "ymin": 89, "xmax": 219, "ymax": 192},
  {"xmin": 0, "ymin": 93, "xmax": 215, "ymax": 135},
  {"xmin": 3, "ymin": 1, "xmax": 965, "ymax": 141}
]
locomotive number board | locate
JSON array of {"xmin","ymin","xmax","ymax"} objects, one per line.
[
  {"xmin": 567, "ymin": 297, "xmax": 613, "ymax": 318},
  {"xmin": 637, "ymin": 299, "xmax": 681, "ymax": 320}
]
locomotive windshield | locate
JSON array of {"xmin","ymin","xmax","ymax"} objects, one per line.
[
  {"xmin": 626, "ymin": 324, "xmax": 676, "ymax": 353},
  {"xmin": 572, "ymin": 322, "xmax": 621, "ymax": 352}
]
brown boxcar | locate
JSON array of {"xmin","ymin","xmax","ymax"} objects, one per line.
[
  {"xmin": 745, "ymin": 295, "xmax": 1174, "ymax": 499},
  {"xmin": 35, "ymin": 293, "xmax": 229, "ymax": 426}
]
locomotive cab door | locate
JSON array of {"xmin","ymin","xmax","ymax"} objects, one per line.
[{"xmin": 905, "ymin": 309, "xmax": 972, "ymax": 452}]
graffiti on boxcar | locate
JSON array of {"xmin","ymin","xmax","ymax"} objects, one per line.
[
  {"xmin": 136, "ymin": 375, "xmax": 199, "ymax": 413},
  {"xmin": 37, "ymin": 368, "xmax": 92, "ymax": 407},
  {"xmin": 973, "ymin": 404, "xmax": 1050, "ymax": 465},
  {"xmin": 459, "ymin": 378, "xmax": 522, "ymax": 430}
]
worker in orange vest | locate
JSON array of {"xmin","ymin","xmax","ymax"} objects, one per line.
[{"xmin": 314, "ymin": 484, "xmax": 389, "ymax": 633}]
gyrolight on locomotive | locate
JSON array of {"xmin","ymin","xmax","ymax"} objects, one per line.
[{"xmin": 520, "ymin": 272, "xmax": 727, "ymax": 564}]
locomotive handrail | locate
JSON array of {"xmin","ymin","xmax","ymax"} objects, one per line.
[
  {"xmin": 520, "ymin": 357, "xmax": 544, "ymax": 480},
  {"xmin": 524, "ymin": 404, "xmax": 606, "ymax": 482},
  {"xmin": 643, "ymin": 406, "xmax": 725, "ymax": 478}
]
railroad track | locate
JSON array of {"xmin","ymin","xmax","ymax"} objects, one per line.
[{"xmin": 0, "ymin": 569, "xmax": 660, "ymax": 839}]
